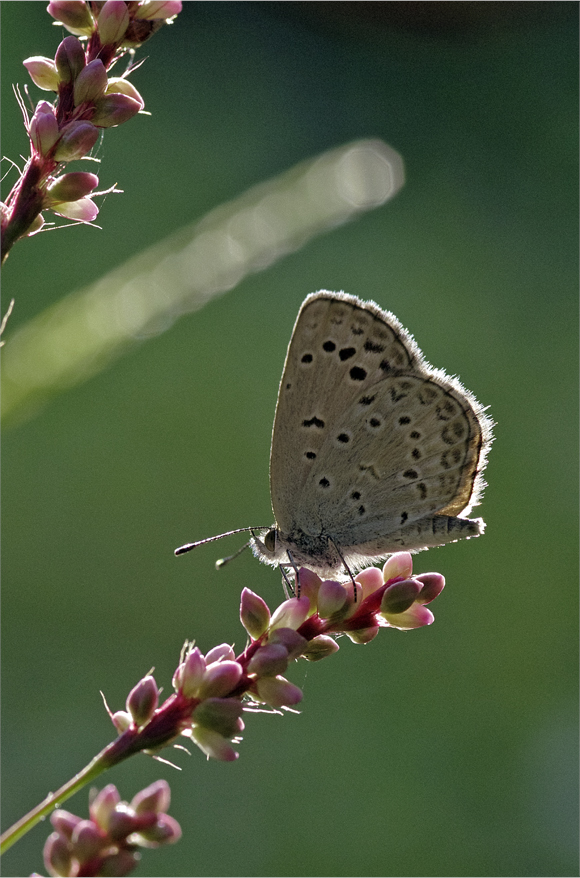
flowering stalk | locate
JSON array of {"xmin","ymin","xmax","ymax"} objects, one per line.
[
  {"xmin": 1, "ymin": 0, "xmax": 182, "ymax": 264},
  {"xmin": 43, "ymin": 780, "xmax": 181, "ymax": 877},
  {"xmin": 0, "ymin": 553, "xmax": 444, "ymax": 865}
]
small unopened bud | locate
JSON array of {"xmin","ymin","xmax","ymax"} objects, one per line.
[
  {"xmin": 355, "ymin": 565, "xmax": 384, "ymax": 598},
  {"xmin": 29, "ymin": 103, "xmax": 59, "ymax": 155},
  {"xmin": 380, "ymin": 578, "xmax": 422, "ymax": 615},
  {"xmin": 132, "ymin": 779, "xmax": 171, "ymax": 815},
  {"xmin": 92, "ymin": 93, "xmax": 142, "ymax": 127},
  {"xmin": 301, "ymin": 634, "xmax": 340, "ymax": 662},
  {"xmin": 51, "ymin": 808, "xmax": 82, "ymax": 840},
  {"xmin": 48, "ymin": 1, "xmax": 96, "ymax": 36},
  {"xmin": 317, "ymin": 580, "xmax": 348, "ymax": 618},
  {"xmin": 383, "ymin": 602, "xmax": 435, "ymax": 630},
  {"xmin": 136, "ymin": 812, "xmax": 182, "ymax": 846},
  {"xmin": 204, "ymin": 643, "xmax": 235, "ymax": 663},
  {"xmin": 27, "ymin": 212, "xmax": 45, "ymax": 236},
  {"xmin": 97, "ymin": 849, "xmax": 139, "ymax": 876},
  {"xmin": 255, "ymin": 675, "xmax": 303, "ymax": 708},
  {"xmin": 53, "ymin": 121, "xmax": 99, "ymax": 161},
  {"xmin": 55, "ymin": 36, "xmax": 86, "ymax": 83},
  {"xmin": 107, "ymin": 805, "xmax": 138, "ymax": 841},
  {"xmin": 240, "ymin": 587, "xmax": 270, "ymax": 639},
  {"xmin": 71, "ymin": 819, "xmax": 104, "ymax": 860},
  {"xmin": 105, "ymin": 78, "xmax": 145, "ymax": 108},
  {"xmin": 47, "ymin": 171, "xmax": 98, "ymax": 202},
  {"xmin": 97, "ymin": 1, "xmax": 130, "ymax": 45},
  {"xmin": 383, "ymin": 552, "xmax": 413, "ymax": 583},
  {"xmin": 247, "ymin": 643, "xmax": 289, "ymax": 677},
  {"xmin": 296, "ymin": 567, "xmax": 321, "ymax": 606},
  {"xmin": 111, "ymin": 710, "xmax": 132, "ymax": 732},
  {"xmin": 177, "ymin": 647, "xmax": 206, "ymax": 697},
  {"xmin": 135, "ymin": 1, "xmax": 183, "ymax": 20},
  {"xmin": 345, "ymin": 625, "xmax": 380, "ymax": 644},
  {"xmin": 267, "ymin": 626, "xmax": 307, "ymax": 659},
  {"xmin": 73, "ymin": 59, "xmax": 107, "ymax": 105},
  {"xmin": 43, "ymin": 831, "xmax": 73, "ymax": 877},
  {"xmin": 90, "ymin": 784, "xmax": 121, "ymax": 831},
  {"xmin": 126, "ymin": 675, "xmax": 159, "ymax": 726},
  {"xmin": 415, "ymin": 572, "xmax": 445, "ymax": 604},
  {"xmin": 198, "ymin": 660, "xmax": 242, "ymax": 698},
  {"xmin": 190, "ymin": 726, "xmax": 239, "ymax": 761},
  {"xmin": 24, "ymin": 56, "xmax": 59, "ymax": 91},
  {"xmin": 193, "ymin": 697, "xmax": 244, "ymax": 737},
  {"xmin": 269, "ymin": 596, "xmax": 310, "ymax": 632}
]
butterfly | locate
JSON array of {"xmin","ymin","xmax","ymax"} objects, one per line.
[{"xmin": 176, "ymin": 291, "xmax": 492, "ymax": 580}]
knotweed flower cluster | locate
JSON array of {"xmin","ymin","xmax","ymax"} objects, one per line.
[
  {"xmin": 43, "ymin": 780, "xmax": 181, "ymax": 877},
  {"xmin": 102, "ymin": 553, "xmax": 444, "ymax": 765},
  {"xmin": 1, "ymin": 1, "xmax": 181, "ymax": 261}
]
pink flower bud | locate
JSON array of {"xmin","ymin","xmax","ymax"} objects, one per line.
[
  {"xmin": 255, "ymin": 675, "xmax": 303, "ymax": 708},
  {"xmin": 382, "ymin": 603, "xmax": 435, "ymax": 630},
  {"xmin": 90, "ymin": 784, "xmax": 121, "ymax": 831},
  {"xmin": 383, "ymin": 552, "xmax": 413, "ymax": 583},
  {"xmin": 91, "ymin": 93, "xmax": 142, "ymax": 127},
  {"xmin": 415, "ymin": 572, "xmax": 445, "ymax": 604},
  {"xmin": 55, "ymin": 36, "xmax": 86, "ymax": 84},
  {"xmin": 53, "ymin": 121, "xmax": 99, "ymax": 161},
  {"xmin": 296, "ymin": 567, "xmax": 321, "ymax": 606},
  {"xmin": 105, "ymin": 77, "xmax": 145, "ymax": 108},
  {"xmin": 107, "ymin": 805, "xmax": 139, "ymax": 841},
  {"xmin": 190, "ymin": 726, "xmax": 239, "ymax": 761},
  {"xmin": 27, "ymin": 212, "xmax": 45, "ymax": 236},
  {"xmin": 136, "ymin": 812, "xmax": 182, "ymax": 845},
  {"xmin": 50, "ymin": 809, "xmax": 82, "ymax": 839},
  {"xmin": 198, "ymin": 660, "xmax": 242, "ymax": 698},
  {"xmin": 43, "ymin": 831, "xmax": 72, "ymax": 877},
  {"xmin": 29, "ymin": 106, "xmax": 59, "ymax": 156},
  {"xmin": 71, "ymin": 819, "xmax": 104, "ymax": 860},
  {"xmin": 177, "ymin": 646, "xmax": 206, "ymax": 697},
  {"xmin": 135, "ymin": 1, "xmax": 183, "ymax": 20},
  {"xmin": 125, "ymin": 675, "xmax": 159, "ymax": 726},
  {"xmin": 380, "ymin": 578, "xmax": 422, "ymax": 615},
  {"xmin": 23, "ymin": 56, "xmax": 59, "ymax": 91},
  {"xmin": 301, "ymin": 634, "xmax": 340, "ymax": 662},
  {"xmin": 111, "ymin": 710, "xmax": 132, "ymax": 732},
  {"xmin": 240, "ymin": 587, "xmax": 271, "ymax": 639},
  {"xmin": 47, "ymin": 171, "xmax": 98, "ymax": 202},
  {"xmin": 50, "ymin": 196, "xmax": 98, "ymax": 222},
  {"xmin": 345, "ymin": 625, "xmax": 380, "ymax": 644},
  {"xmin": 193, "ymin": 697, "xmax": 244, "ymax": 737},
  {"xmin": 204, "ymin": 643, "xmax": 235, "ymax": 663},
  {"xmin": 132, "ymin": 779, "xmax": 171, "ymax": 815},
  {"xmin": 267, "ymin": 626, "xmax": 307, "ymax": 659},
  {"xmin": 317, "ymin": 580, "xmax": 348, "ymax": 618},
  {"xmin": 247, "ymin": 643, "xmax": 289, "ymax": 677},
  {"xmin": 73, "ymin": 59, "xmax": 107, "ymax": 105},
  {"xmin": 97, "ymin": 849, "xmax": 139, "ymax": 875},
  {"xmin": 97, "ymin": 0, "xmax": 130, "ymax": 45},
  {"xmin": 355, "ymin": 565, "xmax": 384, "ymax": 598},
  {"xmin": 269, "ymin": 596, "xmax": 310, "ymax": 631},
  {"xmin": 48, "ymin": 1, "xmax": 96, "ymax": 36}
]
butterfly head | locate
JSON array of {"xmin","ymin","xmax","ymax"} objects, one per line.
[{"xmin": 251, "ymin": 526, "xmax": 288, "ymax": 568}]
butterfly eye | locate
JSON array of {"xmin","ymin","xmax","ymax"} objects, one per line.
[{"xmin": 264, "ymin": 529, "xmax": 277, "ymax": 552}]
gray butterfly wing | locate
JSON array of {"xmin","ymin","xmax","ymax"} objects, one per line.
[{"xmin": 269, "ymin": 291, "xmax": 492, "ymax": 562}]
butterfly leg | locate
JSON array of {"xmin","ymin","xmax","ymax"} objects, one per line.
[{"xmin": 328, "ymin": 537, "xmax": 358, "ymax": 601}]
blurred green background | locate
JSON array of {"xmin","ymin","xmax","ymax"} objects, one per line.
[{"xmin": 2, "ymin": 3, "xmax": 578, "ymax": 876}]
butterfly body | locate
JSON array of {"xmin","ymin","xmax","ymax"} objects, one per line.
[{"xmin": 251, "ymin": 291, "xmax": 492, "ymax": 577}]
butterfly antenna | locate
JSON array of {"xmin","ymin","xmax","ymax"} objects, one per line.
[
  {"xmin": 215, "ymin": 540, "xmax": 251, "ymax": 569},
  {"xmin": 174, "ymin": 527, "xmax": 268, "ymax": 557}
]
